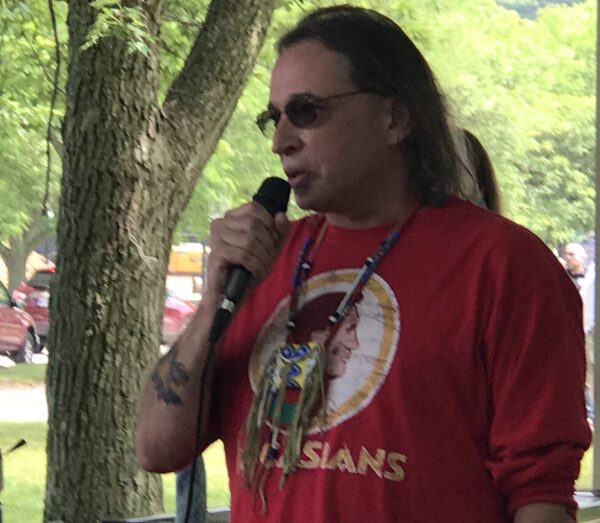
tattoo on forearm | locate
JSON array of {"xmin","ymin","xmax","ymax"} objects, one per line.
[{"xmin": 151, "ymin": 346, "xmax": 190, "ymax": 405}]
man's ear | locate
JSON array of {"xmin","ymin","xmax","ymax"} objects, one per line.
[{"xmin": 386, "ymin": 100, "xmax": 412, "ymax": 146}]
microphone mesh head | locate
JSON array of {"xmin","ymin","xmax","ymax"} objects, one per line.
[{"xmin": 253, "ymin": 177, "xmax": 291, "ymax": 216}]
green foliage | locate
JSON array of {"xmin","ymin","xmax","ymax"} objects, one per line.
[
  {"xmin": 159, "ymin": 0, "xmax": 209, "ymax": 96},
  {"xmin": 1, "ymin": 0, "xmax": 596, "ymax": 253},
  {"xmin": 83, "ymin": 0, "xmax": 157, "ymax": 56},
  {"xmin": 518, "ymin": 97, "xmax": 595, "ymax": 242},
  {"xmin": 0, "ymin": 422, "xmax": 47, "ymax": 523},
  {"xmin": 0, "ymin": 362, "xmax": 46, "ymax": 386},
  {"xmin": 0, "ymin": 0, "xmax": 65, "ymax": 250},
  {"xmin": 515, "ymin": 0, "xmax": 596, "ymax": 242}
]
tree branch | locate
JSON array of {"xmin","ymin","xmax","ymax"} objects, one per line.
[
  {"xmin": 48, "ymin": 126, "xmax": 64, "ymax": 160},
  {"xmin": 23, "ymin": 219, "xmax": 55, "ymax": 254},
  {"xmin": 0, "ymin": 242, "xmax": 10, "ymax": 260},
  {"xmin": 24, "ymin": 227, "xmax": 54, "ymax": 255},
  {"xmin": 158, "ymin": 38, "xmax": 178, "ymax": 57},
  {"xmin": 21, "ymin": 29, "xmax": 66, "ymax": 96},
  {"xmin": 159, "ymin": 0, "xmax": 276, "ymax": 183}
]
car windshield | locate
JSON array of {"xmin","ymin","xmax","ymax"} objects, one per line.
[{"xmin": 27, "ymin": 271, "xmax": 55, "ymax": 289}]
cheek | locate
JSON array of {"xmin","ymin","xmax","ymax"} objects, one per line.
[
  {"xmin": 308, "ymin": 131, "xmax": 362, "ymax": 182},
  {"xmin": 305, "ymin": 129, "xmax": 348, "ymax": 164}
]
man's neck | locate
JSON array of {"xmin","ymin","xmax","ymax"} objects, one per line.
[{"xmin": 325, "ymin": 182, "xmax": 417, "ymax": 229}]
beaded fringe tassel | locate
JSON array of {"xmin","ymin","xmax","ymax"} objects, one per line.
[{"xmin": 240, "ymin": 343, "xmax": 327, "ymax": 511}]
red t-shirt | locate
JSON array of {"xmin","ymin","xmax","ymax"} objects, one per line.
[{"xmin": 205, "ymin": 198, "xmax": 590, "ymax": 522}]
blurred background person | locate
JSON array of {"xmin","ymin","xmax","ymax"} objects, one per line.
[
  {"xmin": 461, "ymin": 129, "xmax": 501, "ymax": 213},
  {"xmin": 563, "ymin": 242, "xmax": 588, "ymax": 290},
  {"xmin": 562, "ymin": 241, "xmax": 595, "ymax": 426}
]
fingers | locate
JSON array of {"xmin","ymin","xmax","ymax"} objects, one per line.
[
  {"xmin": 222, "ymin": 203, "xmax": 280, "ymax": 256},
  {"xmin": 205, "ymin": 203, "xmax": 291, "ymax": 301}
]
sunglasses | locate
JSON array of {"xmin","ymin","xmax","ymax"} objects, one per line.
[{"xmin": 256, "ymin": 90, "xmax": 368, "ymax": 138}]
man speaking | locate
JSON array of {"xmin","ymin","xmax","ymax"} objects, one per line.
[{"xmin": 136, "ymin": 6, "xmax": 590, "ymax": 522}]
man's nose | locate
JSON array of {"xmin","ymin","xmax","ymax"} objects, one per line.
[{"xmin": 272, "ymin": 115, "xmax": 302, "ymax": 156}]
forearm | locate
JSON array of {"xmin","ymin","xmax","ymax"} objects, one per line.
[
  {"xmin": 135, "ymin": 300, "xmax": 218, "ymax": 472},
  {"xmin": 513, "ymin": 503, "xmax": 574, "ymax": 523},
  {"xmin": 135, "ymin": 202, "xmax": 290, "ymax": 472}
]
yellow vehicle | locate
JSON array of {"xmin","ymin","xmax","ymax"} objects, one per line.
[
  {"xmin": 168, "ymin": 243, "xmax": 207, "ymax": 275},
  {"xmin": 166, "ymin": 244, "xmax": 208, "ymax": 304}
]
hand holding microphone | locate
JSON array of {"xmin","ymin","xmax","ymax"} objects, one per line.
[{"xmin": 205, "ymin": 177, "xmax": 291, "ymax": 343}]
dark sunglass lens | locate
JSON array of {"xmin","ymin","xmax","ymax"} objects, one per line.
[{"xmin": 287, "ymin": 98, "xmax": 319, "ymax": 128}]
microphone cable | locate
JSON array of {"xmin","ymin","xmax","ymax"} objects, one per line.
[
  {"xmin": 182, "ymin": 337, "xmax": 215, "ymax": 523},
  {"xmin": 182, "ymin": 177, "xmax": 290, "ymax": 523}
]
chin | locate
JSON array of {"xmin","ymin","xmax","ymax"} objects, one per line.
[
  {"xmin": 326, "ymin": 365, "xmax": 344, "ymax": 378},
  {"xmin": 294, "ymin": 194, "xmax": 317, "ymax": 212},
  {"xmin": 294, "ymin": 193, "xmax": 329, "ymax": 214}
]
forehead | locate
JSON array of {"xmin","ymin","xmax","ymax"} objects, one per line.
[{"xmin": 270, "ymin": 40, "xmax": 355, "ymax": 104}]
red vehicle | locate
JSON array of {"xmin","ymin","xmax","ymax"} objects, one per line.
[
  {"xmin": 162, "ymin": 289, "xmax": 196, "ymax": 346},
  {"xmin": 15, "ymin": 269, "xmax": 196, "ymax": 348},
  {"xmin": 0, "ymin": 281, "xmax": 38, "ymax": 363}
]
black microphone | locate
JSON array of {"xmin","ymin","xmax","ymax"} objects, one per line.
[{"xmin": 208, "ymin": 177, "xmax": 291, "ymax": 344}]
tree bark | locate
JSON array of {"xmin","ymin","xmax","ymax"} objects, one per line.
[{"xmin": 44, "ymin": 0, "xmax": 276, "ymax": 521}]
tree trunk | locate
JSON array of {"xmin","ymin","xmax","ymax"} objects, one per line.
[{"xmin": 44, "ymin": 1, "xmax": 275, "ymax": 521}]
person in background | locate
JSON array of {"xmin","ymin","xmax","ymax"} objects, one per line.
[
  {"xmin": 136, "ymin": 6, "xmax": 590, "ymax": 523},
  {"xmin": 462, "ymin": 129, "xmax": 501, "ymax": 213},
  {"xmin": 563, "ymin": 242, "xmax": 588, "ymax": 290},
  {"xmin": 562, "ymin": 241, "xmax": 595, "ymax": 426},
  {"xmin": 175, "ymin": 456, "xmax": 206, "ymax": 523}
]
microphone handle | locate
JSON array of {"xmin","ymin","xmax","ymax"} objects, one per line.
[
  {"xmin": 222, "ymin": 266, "xmax": 251, "ymax": 304},
  {"xmin": 207, "ymin": 247, "xmax": 257, "ymax": 345},
  {"xmin": 208, "ymin": 177, "xmax": 290, "ymax": 344}
]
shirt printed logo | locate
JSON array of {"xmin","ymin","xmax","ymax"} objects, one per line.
[{"xmin": 249, "ymin": 269, "xmax": 400, "ymax": 432}]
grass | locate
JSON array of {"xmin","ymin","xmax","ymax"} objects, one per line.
[
  {"xmin": 0, "ymin": 362, "xmax": 230, "ymax": 520},
  {"xmin": 0, "ymin": 421, "xmax": 229, "ymax": 522},
  {"xmin": 0, "ymin": 363, "xmax": 46, "ymax": 387},
  {"xmin": 0, "ymin": 422, "xmax": 47, "ymax": 522}
]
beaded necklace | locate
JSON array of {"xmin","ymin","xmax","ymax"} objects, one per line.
[{"xmin": 241, "ymin": 204, "xmax": 421, "ymax": 512}]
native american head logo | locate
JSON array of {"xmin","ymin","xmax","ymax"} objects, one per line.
[{"xmin": 249, "ymin": 269, "xmax": 400, "ymax": 432}]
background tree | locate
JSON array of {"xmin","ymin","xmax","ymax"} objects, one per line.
[
  {"xmin": 0, "ymin": 1, "xmax": 66, "ymax": 290},
  {"xmin": 44, "ymin": 1, "xmax": 276, "ymax": 520},
  {"xmin": 420, "ymin": 0, "xmax": 595, "ymax": 246},
  {"xmin": 517, "ymin": 0, "xmax": 596, "ymax": 243}
]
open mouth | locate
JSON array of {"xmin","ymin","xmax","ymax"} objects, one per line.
[{"xmin": 286, "ymin": 170, "xmax": 310, "ymax": 189}]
